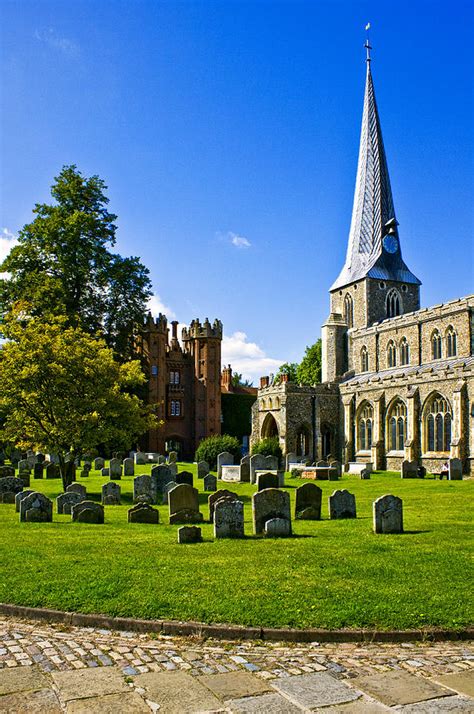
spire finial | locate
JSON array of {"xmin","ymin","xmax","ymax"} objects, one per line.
[{"xmin": 364, "ymin": 22, "xmax": 372, "ymax": 64}]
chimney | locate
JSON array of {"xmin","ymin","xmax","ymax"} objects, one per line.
[{"xmin": 260, "ymin": 376, "xmax": 269, "ymax": 389}]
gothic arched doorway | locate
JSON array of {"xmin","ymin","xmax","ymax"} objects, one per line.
[{"xmin": 261, "ymin": 412, "xmax": 279, "ymax": 439}]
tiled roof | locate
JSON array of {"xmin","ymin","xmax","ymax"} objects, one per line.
[{"xmin": 342, "ymin": 355, "xmax": 474, "ymax": 387}]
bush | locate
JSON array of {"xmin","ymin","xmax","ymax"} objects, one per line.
[
  {"xmin": 251, "ymin": 437, "xmax": 282, "ymax": 461},
  {"xmin": 195, "ymin": 434, "xmax": 241, "ymax": 470}
]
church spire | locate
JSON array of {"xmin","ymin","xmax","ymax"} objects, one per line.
[{"xmin": 331, "ymin": 39, "xmax": 420, "ymax": 291}]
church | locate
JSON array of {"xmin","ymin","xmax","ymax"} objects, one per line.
[{"xmin": 251, "ymin": 50, "xmax": 474, "ymax": 476}]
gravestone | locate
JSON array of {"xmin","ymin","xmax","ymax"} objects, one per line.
[
  {"xmin": 329, "ymin": 460, "xmax": 342, "ymax": 477},
  {"xmin": 102, "ymin": 481, "xmax": 121, "ymax": 505},
  {"xmin": 221, "ymin": 465, "xmax": 241, "ymax": 482},
  {"xmin": 151, "ymin": 465, "xmax": 174, "ymax": 500},
  {"xmin": 257, "ymin": 472, "xmax": 279, "ymax": 491},
  {"xmin": 449, "ymin": 458, "xmax": 463, "ymax": 480},
  {"xmin": 217, "ymin": 451, "xmax": 234, "ymax": 478},
  {"xmin": 401, "ymin": 460, "xmax": 418, "ymax": 479},
  {"xmin": 57, "ymin": 491, "xmax": 83, "ymax": 515},
  {"xmin": 214, "ymin": 498, "xmax": 244, "ymax": 539},
  {"xmin": 93, "ymin": 457, "xmax": 105, "ymax": 471},
  {"xmin": 101, "ymin": 467, "xmax": 110, "ymax": 478},
  {"xmin": 147, "ymin": 452, "xmax": 160, "ymax": 464},
  {"xmin": 0, "ymin": 492, "xmax": 16, "ymax": 503},
  {"xmin": 264, "ymin": 455, "xmax": 279, "ymax": 471},
  {"xmin": 128, "ymin": 503, "xmax": 159, "ymax": 524},
  {"xmin": 162, "ymin": 481, "xmax": 177, "ymax": 504},
  {"xmin": 240, "ymin": 455, "xmax": 250, "ymax": 482},
  {"xmin": 18, "ymin": 459, "xmax": 30, "ymax": 474},
  {"xmin": 373, "ymin": 494, "xmax": 403, "ymax": 534},
  {"xmin": 316, "ymin": 460, "xmax": 329, "ymax": 467},
  {"xmin": 109, "ymin": 457, "xmax": 122, "ymax": 480},
  {"xmin": 19, "ymin": 492, "xmax": 53, "ymax": 522},
  {"xmin": 168, "ymin": 484, "xmax": 203, "ymax": 524},
  {"xmin": 15, "ymin": 490, "xmax": 34, "ymax": 513},
  {"xmin": 249, "ymin": 454, "xmax": 266, "ymax": 484},
  {"xmin": 157, "ymin": 455, "xmax": 166, "ymax": 465},
  {"xmin": 329, "ymin": 490, "xmax": 356, "ymax": 519},
  {"xmin": 123, "ymin": 457, "xmax": 134, "ymax": 476},
  {"xmin": 176, "ymin": 471, "xmax": 193, "ymax": 487},
  {"xmin": 295, "ymin": 483, "xmax": 322, "ymax": 520},
  {"xmin": 66, "ymin": 483, "xmax": 87, "ymax": 499},
  {"xmin": 133, "ymin": 475, "xmax": 153, "ymax": 503},
  {"xmin": 208, "ymin": 489, "xmax": 238, "ymax": 523},
  {"xmin": 0, "ymin": 466, "xmax": 15, "ymax": 478},
  {"xmin": 168, "ymin": 450, "xmax": 178, "ymax": 464},
  {"xmin": 252, "ymin": 489, "xmax": 291, "ymax": 535},
  {"xmin": 178, "ymin": 526, "xmax": 202, "ymax": 544},
  {"xmin": 286, "ymin": 452, "xmax": 297, "ymax": 471},
  {"xmin": 197, "ymin": 461, "xmax": 209, "ymax": 479},
  {"xmin": 80, "ymin": 466, "xmax": 90, "ymax": 478},
  {"xmin": 203, "ymin": 474, "xmax": 217, "ymax": 492},
  {"xmin": 71, "ymin": 501, "xmax": 104, "ymax": 524},
  {"xmin": 33, "ymin": 463, "xmax": 44, "ymax": 479},
  {"xmin": 168, "ymin": 462, "xmax": 178, "ymax": 477},
  {"xmin": 359, "ymin": 468, "xmax": 370, "ymax": 479},
  {"xmin": 18, "ymin": 472, "xmax": 30, "ymax": 487},
  {"xmin": 134, "ymin": 452, "xmax": 147, "ymax": 465},
  {"xmin": 0, "ymin": 476, "xmax": 24, "ymax": 496},
  {"xmin": 264, "ymin": 517, "xmax": 291, "ymax": 537}
]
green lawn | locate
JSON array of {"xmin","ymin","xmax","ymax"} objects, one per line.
[{"xmin": 0, "ymin": 464, "xmax": 472, "ymax": 631}]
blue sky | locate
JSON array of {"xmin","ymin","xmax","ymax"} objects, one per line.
[{"xmin": 1, "ymin": 0, "xmax": 473, "ymax": 381}]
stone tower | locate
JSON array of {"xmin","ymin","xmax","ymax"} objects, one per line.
[{"xmin": 322, "ymin": 52, "xmax": 421, "ymax": 381}]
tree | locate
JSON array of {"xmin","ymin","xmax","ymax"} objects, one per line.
[
  {"xmin": 297, "ymin": 339, "xmax": 322, "ymax": 385},
  {"xmin": 0, "ymin": 312, "xmax": 158, "ymax": 490},
  {"xmin": 0, "ymin": 165, "xmax": 152, "ymax": 360},
  {"xmin": 231, "ymin": 371, "xmax": 254, "ymax": 388},
  {"xmin": 274, "ymin": 362, "xmax": 299, "ymax": 384}
]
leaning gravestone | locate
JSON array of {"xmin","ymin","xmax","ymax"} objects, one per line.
[
  {"xmin": 151, "ymin": 465, "xmax": 174, "ymax": 501},
  {"xmin": 71, "ymin": 501, "xmax": 104, "ymax": 524},
  {"xmin": 19, "ymin": 492, "xmax": 53, "ymax": 522},
  {"xmin": 128, "ymin": 503, "xmax": 159, "ymax": 524},
  {"xmin": 401, "ymin": 460, "xmax": 418, "ymax": 479},
  {"xmin": 33, "ymin": 463, "xmax": 44, "ymax": 479},
  {"xmin": 102, "ymin": 481, "xmax": 121, "ymax": 505},
  {"xmin": 449, "ymin": 458, "xmax": 463, "ymax": 480},
  {"xmin": 15, "ymin": 490, "xmax": 34, "ymax": 513},
  {"xmin": 373, "ymin": 494, "xmax": 403, "ymax": 534},
  {"xmin": 134, "ymin": 452, "xmax": 147, "ymax": 465},
  {"xmin": 93, "ymin": 457, "xmax": 105, "ymax": 471},
  {"xmin": 329, "ymin": 490, "xmax": 356, "ymax": 519},
  {"xmin": 295, "ymin": 483, "xmax": 322, "ymax": 520},
  {"xmin": 249, "ymin": 454, "xmax": 266, "ymax": 484},
  {"xmin": 168, "ymin": 450, "xmax": 178, "ymax": 464},
  {"xmin": 162, "ymin": 481, "xmax": 177, "ymax": 504},
  {"xmin": 66, "ymin": 483, "xmax": 87, "ymax": 499},
  {"xmin": 217, "ymin": 451, "xmax": 234, "ymax": 478},
  {"xmin": 57, "ymin": 491, "xmax": 83, "ymax": 515},
  {"xmin": 208, "ymin": 489, "xmax": 238, "ymax": 523},
  {"xmin": 240, "ymin": 454, "xmax": 250, "ymax": 482},
  {"xmin": 214, "ymin": 498, "xmax": 244, "ymax": 539},
  {"xmin": 178, "ymin": 526, "xmax": 202, "ymax": 544},
  {"xmin": 203, "ymin": 474, "xmax": 217, "ymax": 492},
  {"xmin": 257, "ymin": 472, "xmax": 279, "ymax": 491},
  {"xmin": 109, "ymin": 458, "xmax": 122, "ymax": 480},
  {"xmin": 0, "ymin": 476, "xmax": 24, "ymax": 496},
  {"xmin": 133, "ymin": 475, "xmax": 153, "ymax": 503},
  {"xmin": 123, "ymin": 457, "xmax": 134, "ymax": 477},
  {"xmin": 176, "ymin": 471, "xmax": 193, "ymax": 487},
  {"xmin": 197, "ymin": 461, "xmax": 209, "ymax": 479},
  {"xmin": 265, "ymin": 517, "xmax": 291, "ymax": 537},
  {"xmin": 252, "ymin": 489, "xmax": 291, "ymax": 535},
  {"xmin": 168, "ymin": 484, "xmax": 203, "ymax": 524}
]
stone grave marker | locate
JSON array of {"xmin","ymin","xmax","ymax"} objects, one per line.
[
  {"xmin": 217, "ymin": 451, "xmax": 234, "ymax": 478},
  {"xmin": 329, "ymin": 490, "xmax": 356, "ymax": 519},
  {"xmin": 93, "ymin": 457, "xmax": 105, "ymax": 471},
  {"xmin": 18, "ymin": 472, "xmax": 30, "ymax": 488},
  {"xmin": 71, "ymin": 501, "xmax": 104, "ymax": 524},
  {"xmin": 178, "ymin": 526, "xmax": 202, "ymax": 543},
  {"xmin": 295, "ymin": 483, "xmax": 322, "ymax": 520},
  {"xmin": 162, "ymin": 481, "xmax": 177, "ymax": 504},
  {"xmin": 134, "ymin": 452, "xmax": 147, "ymax": 465},
  {"xmin": 264, "ymin": 517, "xmax": 291, "ymax": 537},
  {"xmin": 18, "ymin": 459, "xmax": 29, "ymax": 473},
  {"xmin": 257, "ymin": 472, "xmax": 279, "ymax": 491},
  {"xmin": 101, "ymin": 467, "xmax": 109, "ymax": 478},
  {"xmin": 214, "ymin": 498, "xmax": 244, "ymax": 539},
  {"xmin": 221, "ymin": 465, "xmax": 241, "ymax": 482},
  {"xmin": 109, "ymin": 457, "xmax": 122, "ymax": 480},
  {"xmin": 0, "ymin": 491, "xmax": 16, "ymax": 503},
  {"xmin": 176, "ymin": 471, "xmax": 194, "ymax": 487},
  {"xmin": 57, "ymin": 491, "xmax": 83, "ymax": 515},
  {"xmin": 359, "ymin": 468, "xmax": 370, "ymax": 479},
  {"xmin": 15, "ymin": 490, "xmax": 34, "ymax": 512},
  {"xmin": 240, "ymin": 454, "xmax": 250, "ymax": 482},
  {"xmin": 203, "ymin": 474, "xmax": 217, "ymax": 492},
  {"xmin": 252, "ymin": 489, "xmax": 291, "ymax": 535},
  {"xmin": 128, "ymin": 503, "xmax": 159, "ymax": 524},
  {"xmin": 208, "ymin": 489, "xmax": 238, "ymax": 523},
  {"xmin": 0, "ymin": 466, "xmax": 15, "ymax": 478},
  {"xmin": 373, "ymin": 494, "xmax": 403, "ymax": 534},
  {"xmin": 249, "ymin": 454, "xmax": 266, "ymax": 484},
  {"xmin": 197, "ymin": 460, "xmax": 209, "ymax": 479},
  {"xmin": 316, "ymin": 460, "xmax": 329, "ymax": 467},
  {"xmin": 329, "ymin": 460, "xmax": 342, "ymax": 477},
  {"xmin": 80, "ymin": 464, "xmax": 91, "ymax": 478},
  {"xmin": 133, "ymin": 475, "xmax": 153, "ymax": 503},
  {"xmin": 102, "ymin": 481, "xmax": 121, "ymax": 505},
  {"xmin": 264, "ymin": 455, "xmax": 279, "ymax": 471},
  {"xmin": 168, "ymin": 450, "xmax": 178, "ymax": 463},
  {"xmin": 285, "ymin": 452, "xmax": 297, "ymax": 471},
  {"xmin": 33, "ymin": 463, "xmax": 44, "ymax": 479},
  {"xmin": 168, "ymin": 462, "xmax": 178, "ymax": 477},
  {"xmin": 157, "ymin": 455, "xmax": 166, "ymax": 465},
  {"xmin": 66, "ymin": 483, "xmax": 87, "ymax": 499},
  {"xmin": 449, "ymin": 458, "xmax": 463, "ymax": 480},
  {"xmin": 123, "ymin": 457, "xmax": 134, "ymax": 476},
  {"xmin": 0, "ymin": 476, "xmax": 24, "ymax": 496},
  {"xmin": 151, "ymin": 465, "xmax": 174, "ymax": 500},
  {"xmin": 19, "ymin": 492, "xmax": 53, "ymax": 522},
  {"xmin": 168, "ymin": 484, "xmax": 203, "ymax": 524},
  {"xmin": 401, "ymin": 460, "xmax": 418, "ymax": 479}
]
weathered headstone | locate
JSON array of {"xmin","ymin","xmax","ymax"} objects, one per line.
[
  {"xmin": 0, "ymin": 466, "xmax": 15, "ymax": 478},
  {"xmin": 401, "ymin": 460, "xmax": 418, "ymax": 479},
  {"xmin": 93, "ymin": 457, "xmax": 105, "ymax": 471},
  {"xmin": 123, "ymin": 457, "xmax": 134, "ymax": 476},
  {"xmin": 101, "ymin": 467, "xmax": 110, "ymax": 478},
  {"xmin": 133, "ymin": 475, "xmax": 153, "ymax": 503},
  {"xmin": 217, "ymin": 451, "xmax": 234, "ymax": 478},
  {"xmin": 176, "ymin": 471, "xmax": 193, "ymax": 487},
  {"xmin": 373, "ymin": 494, "xmax": 403, "ymax": 534},
  {"xmin": 157, "ymin": 455, "xmax": 166, "ymax": 465},
  {"xmin": 15, "ymin": 490, "xmax": 34, "ymax": 512},
  {"xmin": 71, "ymin": 501, "xmax": 104, "ymax": 524},
  {"xmin": 221, "ymin": 465, "xmax": 241, "ymax": 482},
  {"xmin": 240, "ymin": 454, "xmax": 251, "ymax": 482},
  {"xmin": 316, "ymin": 460, "xmax": 329, "ymax": 467},
  {"xmin": 162, "ymin": 481, "xmax": 177, "ymax": 504},
  {"xmin": 214, "ymin": 498, "xmax": 244, "ymax": 539},
  {"xmin": 168, "ymin": 484, "xmax": 203, "ymax": 524},
  {"xmin": 151, "ymin": 465, "xmax": 174, "ymax": 500},
  {"xmin": 0, "ymin": 476, "xmax": 24, "ymax": 496},
  {"xmin": 33, "ymin": 463, "xmax": 44, "ymax": 479},
  {"xmin": 449, "ymin": 458, "xmax": 463, "ymax": 480},
  {"xmin": 134, "ymin": 452, "xmax": 147, "ymax": 465},
  {"xmin": 0, "ymin": 492, "xmax": 16, "ymax": 503},
  {"xmin": 329, "ymin": 460, "xmax": 342, "ymax": 478},
  {"xmin": 66, "ymin": 483, "xmax": 87, "ymax": 499},
  {"xmin": 80, "ymin": 466, "xmax": 90, "ymax": 478},
  {"xmin": 252, "ymin": 489, "xmax": 291, "ymax": 535},
  {"xmin": 128, "ymin": 503, "xmax": 159, "ymax": 524},
  {"xmin": 168, "ymin": 450, "xmax": 178, "ymax": 463},
  {"xmin": 102, "ymin": 481, "xmax": 121, "ymax": 505},
  {"xmin": 109, "ymin": 457, "xmax": 122, "ymax": 480},
  {"xmin": 18, "ymin": 472, "xmax": 30, "ymax": 487},
  {"xmin": 264, "ymin": 455, "xmax": 279, "ymax": 471},
  {"xmin": 257, "ymin": 472, "xmax": 279, "ymax": 491},
  {"xmin": 208, "ymin": 489, "xmax": 238, "ymax": 523},
  {"xmin": 329, "ymin": 489, "xmax": 356, "ymax": 519},
  {"xmin": 18, "ymin": 459, "xmax": 30, "ymax": 474},
  {"xmin": 359, "ymin": 468, "xmax": 370, "ymax": 480},
  {"xmin": 264, "ymin": 517, "xmax": 291, "ymax": 537},
  {"xmin": 249, "ymin": 454, "xmax": 266, "ymax": 484},
  {"xmin": 285, "ymin": 452, "xmax": 297, "ymax": 471},
  {"xmin": 295, "ymin": 483, "xmax": 322, "ymax": 520},
  {"xmin": 178, "ymin": 526, "xmax": 202, "ymax": 543},
  {"xmin": 203, "ymin": 474, "xmax": 217, "ymax": 492},
  {"xmin": 168, "ymin": 462, "xmax": 178, "ymax": 478},
  {"xmin": 197, "ymin": 460, "xmax": 209, "ymax": 479},
  {"xmin": 57, "ymin": 491, "xmax": 83, "ymax": 515},
  {"xmin": 19, "ymin": 492, "xmax": 53, "ymax": 522}
]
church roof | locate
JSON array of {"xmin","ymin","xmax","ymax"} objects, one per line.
[{"xmin": 331, "ymin": 60, "xmax": 421, "ymax": 291}]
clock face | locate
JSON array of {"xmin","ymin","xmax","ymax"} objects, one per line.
[{"xmin": 383, "ymin": 234, "xmax": 399, "ymax": 254}]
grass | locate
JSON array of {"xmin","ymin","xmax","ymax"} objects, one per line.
[{"xmin": 0, "ymin": 463, "xmax": 472, "ymax": 631}]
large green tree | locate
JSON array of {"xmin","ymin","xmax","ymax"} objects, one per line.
[
  {"xmin": 0, "ymin": 312, "xmax": 158, "ymax": 489},
  {"xmin": 0, "ymin": 165, "xmax": 152, "ymax": 360},
  {"xmin": 297, "ymin": 339, "xmax": 322, "ymax": 385}
]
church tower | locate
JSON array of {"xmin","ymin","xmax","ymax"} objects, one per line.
[{"xmin": 322, "ymin": 41, "xmax": 421, "ymax": 381}]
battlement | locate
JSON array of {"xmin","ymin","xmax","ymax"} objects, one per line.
[
  {"xmin": 144, "ymin": 312, "xmax": 168, "ymax": 334},
  {"xmin": 182, "ymin": 318, "xmax": 223, "ymax": 340}
]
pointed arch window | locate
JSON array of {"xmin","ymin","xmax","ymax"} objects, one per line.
[
  {"xmin": 424, "ymin": 394, "xmax": 451, "ymax": 452},
  {"xmin": 387, "ymin": 340, "xmax": 397, "ymax": 368},
  {"xmin": 360, "ymin": 346, "xmax": 369, "ymax": 373},
  {"xmin": 344, "ymin": 294, "xmax": 354, "ymax": 328},
  {"xmin": 446, "ymin": 326, "xmax": 457, "ymax": 357},
  {"xmin": 399, "ymin": 338, "xmax": 410, "ymax": 366},
  {"xmin": 268, "ymin": 397, "xmax": 273, "ymax": 410},
  {"xmin": 432, "ymin": 330, "xmax": 442, "ymax": 360},
  {"xmin": 386, "ymin": 289, "xmax": 401, "ymax": 318},
  {"xmin": 387, "ymin": 399, "xmax": 407, "ymax": 451},
  {"xmin": 357, "ymin": 403, "xmax": 373, "ymax": 451}
]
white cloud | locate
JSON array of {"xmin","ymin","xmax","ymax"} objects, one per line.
[
  {"xmin": 147, "ymin": 293, "xmax": 176, "ymax": 319},
  {"xmin": 222, "ymin": 331, "xmax": 282, "ymax": 384},
  {"xmin": 35, "ymin": 28, "xmax": 80, "ymax": 57},
  {"xmin": 217, "ymin": 231, "xmax": 252, "ymax": 249},
  {"xmin": 0, "ymin": 228, "xmax": 19, "ymax": 279}
]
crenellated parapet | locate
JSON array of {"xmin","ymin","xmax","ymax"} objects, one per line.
[
  {"xmin": 182, "ymin": 318, "xmax": 223, "ymax": 341},
  {"xmin": 144, "ymin": 312, "xmax": 168, "ymax": 335}
]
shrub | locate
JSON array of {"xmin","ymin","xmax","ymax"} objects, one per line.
[
  {"xmin": 251, "ymin": 437, "xmax": 282, "ymax": 461},
  {"xmin": 195, "ymin": 434, "xmax": 241, "ymax": 470}
]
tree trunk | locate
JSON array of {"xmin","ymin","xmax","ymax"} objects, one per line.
[{"xmin": 59, "ymin": 455, "xmax": 75, "ymax": 491}]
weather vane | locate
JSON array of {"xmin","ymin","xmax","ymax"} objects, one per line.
[{"xmin": 364, "ymin": 22, "xmax": 372, "ymax": 63}]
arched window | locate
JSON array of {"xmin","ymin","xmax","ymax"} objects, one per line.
[
  {"xmin": 399, "ymin": 338, "xmax": 410, "ymax": 366},
  {"xmin": 344, "ymin": 294, "xmax": 354, "ymax": 328},
  {"xmin": 360, "ymin": 346, "xmax": 369, "ymax": 373},
  {"xmin": 424, "ymin": 394, "xmax": 452, "ymax": 452},
  {"xmin": 268, "ymin": 397, "xmax": 273, "ymax": 410},
  {"xmin": 446, "ymin": 326, "xmax": 457, "ymax": 357},
  {"xmin": 296, "ymin": 426, "xmax": 310, "ymax": 456},
  {"xmin": 387, "ymin": 340, "xmax": 397, "ymax": 368},
  {"xmin": 261, "ymin": 399, "xmax": 266, "ymax": 410},
  {"xmin": 357, "ymin": 403, "xmax": 373, "ymax": 451},
  {"xmin": 386, "ymin": 289, "xmax": 401, "ymax": 318},
  {"xmin": 432, "ymin": 330, "xmax": 442, "ymax": 360},
  {"xmin": 275, "ymin": 397, "xmax": 281, "ymax": 409},
  {"xmin": 387, "ymin": 399, "xmax": 407, "ymax": 451}
]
